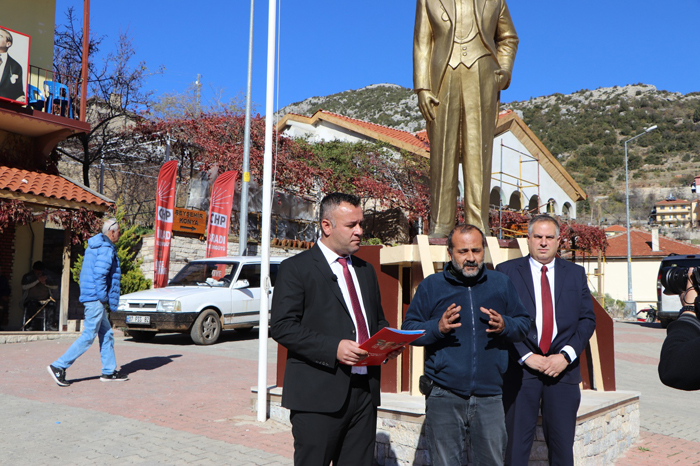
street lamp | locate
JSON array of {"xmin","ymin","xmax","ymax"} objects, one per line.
[{"xmin": 624, "ymin": 124, "xmax": 658, "ymax": 317}]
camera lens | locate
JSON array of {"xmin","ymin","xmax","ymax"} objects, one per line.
[{"xmin": 660, "ymin": 267, "xmax": 690, "ymax": 295}]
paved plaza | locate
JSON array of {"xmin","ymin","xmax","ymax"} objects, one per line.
[{"xmin": 1, "ymin": 321, "xmax": 700, "ymax": 465}]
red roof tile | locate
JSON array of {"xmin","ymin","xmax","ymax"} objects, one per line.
[
  {"xmin": 605, "ymin": 225, "xmax": 627, "ymax": 232},
  {"xmin": 0, "ymin": 165, "xmax": 112, "ymax": 209},
  {"xmin": 656, "ymin": 199, "xmax": 690, "ymax": 205},
  {"xmin": 601, "ymin": 229, "xmax": 700, "ymax": 258},
  {"xmin": 318, "ymin": 111, "xmax": 430, "ymax": 153}
]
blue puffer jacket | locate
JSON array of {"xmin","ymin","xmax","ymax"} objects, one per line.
[
  {"xmin": 402, "ymin": 264, "xmax": 530, "ymax": 397},
  {"xmin": 79, "ymin": 233, "xmax": 121, "ymax": 310}
]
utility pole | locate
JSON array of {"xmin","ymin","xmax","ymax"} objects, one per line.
[{"xmin": 195, "ymin": 74, "xmax": 201, "ymax": 117}]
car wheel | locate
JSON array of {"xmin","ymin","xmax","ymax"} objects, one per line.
[
  {"xmin": 660, "ymin": 318, "xmax": 671, "ymax": 329},
  {"xmin": 127, "ymin": 330, "xmax": 156, "ymax": 342},
  {"xmin": 234, "ymin": 326, "xmax": 254, "ymax": 333},
  {"xmin": 191, "ymin": 309, "xmax": 222, "ymax": 345}
]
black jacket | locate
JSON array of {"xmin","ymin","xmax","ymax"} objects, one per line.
[{"xmin": 659, "ymin": 313, "xmax": 700, "ymax": 390}]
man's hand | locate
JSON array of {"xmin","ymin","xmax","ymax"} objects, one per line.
[
  {"xmin": 480, "ymin": 307, "xmax": 505, "ymax": 333},
  {"xmin": 336, "ymin": 339, "xmax": 369, "ymax": 366},
  {"xmin": 541, "ymin": 353, "xmax": 569, "ymax": 378},
  {"xmin": 523, "ymin": 354, "xmax": 547, "ymax": 372},
  {"xmin": 417, "ymin": 90, "xmax": 440, "ymax": 122},
  {"xmin": 439, "ymin": 303, "xmax": 462, "ymax": 334},
  {"xmin": 494, "ymin": 69, "xmax": 511, "ymax": 91},
  {"xmin": 384, "ymin": 346, "xmax": 405, "ymax": 363},
  {"xmin": 682, "ymin": 268, "xmax": 698, "ymax": 311}
]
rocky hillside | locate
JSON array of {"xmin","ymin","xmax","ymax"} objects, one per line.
[{"xmin": 277, "ymin": 83, "xmax": 700, "ymax": 223}]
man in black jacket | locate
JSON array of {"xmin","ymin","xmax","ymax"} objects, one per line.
[{"xmin": 659, "ymin": 269, "xmax": 700, "ymax": 390}]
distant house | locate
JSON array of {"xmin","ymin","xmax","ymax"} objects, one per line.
[
  {"xmin": 277, "ymin": 109, "xmax": 585, "ymax": 221},
  {"xmin": 604, "ymin": 225, "xmax": 627, "ymax": 237},
  {"xmin": 653, "ymin": 199, "xmax": 699, "ymax": 228},
  {"xmin": 579, "ymin": 228, "xmax": 700, "ymax": 307}
]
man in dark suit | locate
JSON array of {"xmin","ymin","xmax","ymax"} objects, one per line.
[
  {"xmin": 0, "ymin": 28, "xmax": 25, "ymax": 103},
  {"xmin": 271, "ymin": 192, "xmax": 400, "ymax": 466},
  {"xmin": 495, "ymin": 214, "xmax": 596, "ymax": 466}
]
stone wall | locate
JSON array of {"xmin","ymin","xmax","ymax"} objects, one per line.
[
  {"xmin": 265, "ymin": 389, "xmax": 640, "ymax": 466},
  {"xmin": 138, "ymin": 234, "xmax": 303, "ymax": 283}
]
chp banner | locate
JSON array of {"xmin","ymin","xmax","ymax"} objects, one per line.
[
  {"xmin": 154, "ymin": 160, "xmax": 178, "ymax": 288},
  {"xmin": 206, "ymin": 170, "xmax": 239, "ymax": 258}
]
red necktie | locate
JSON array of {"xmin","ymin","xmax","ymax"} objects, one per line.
[
  {"xmin": 540, "ymin": 265, "xmax": 553, "ymax": 354},
  {"xmin": 338, "ymin": 257, "xmax": 369, "ymax": 344}
]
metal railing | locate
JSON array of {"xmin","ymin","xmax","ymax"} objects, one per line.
[{"xmin": 26, "ymin": 65, "xmax": 82, "ymax": 120}]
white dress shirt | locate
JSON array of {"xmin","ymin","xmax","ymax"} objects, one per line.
[
  {"xmin": 520, "ymin": 257, "xmax": 577, "ymax": 364},
  {"xmin": 317, "ymin": 239, "xmax": 370, "ymax": 374}
]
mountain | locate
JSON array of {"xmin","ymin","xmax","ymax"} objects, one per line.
[{"xmin": 277, "ymin": 83, "xmax": 700, "ymax": 223}]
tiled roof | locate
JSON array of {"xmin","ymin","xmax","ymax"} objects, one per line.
[
  {"xmin": 0, "ymin": 165, "xmax": 113, "ymax": 210},
  {"xmin": 605, "ymin": 225, "xmax": 627, "ymax": 232},
  {"xmin": 656, "ymin": 199, "xmax": 690, "ymax": 205},
  {"xmin": 600, "ymin": 229, "xmax": 700, "ymax": 258},
  {"xmin": 277, "ymin": 110, "xmax": 430, "ymax": 157}
]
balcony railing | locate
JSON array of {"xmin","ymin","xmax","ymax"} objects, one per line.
[{"xmin": 26, "ymin": 65, "xmax": 82, "ymax": 120}]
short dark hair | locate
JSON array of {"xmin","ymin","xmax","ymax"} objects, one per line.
[
  {"xmin": 447, "ymin": 224, "xmax": 486, "ymax": 254},
  {"xmin": 319, "ymin": 193, "xmax": 361, "ymax": 226},
  {"xmin": 528, "ymin": 214, "xmax": 560, "ymax": 237},
  {"xmin": 0, "ymin": 29, "xmax": 13, "ymax": 46},
  {"xmin": 32, "ymin": 261, "xmax": 44, "ymax": 271}
]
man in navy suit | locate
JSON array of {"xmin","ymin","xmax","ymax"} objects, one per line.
[
  {"xmin": 271, "ymin": 192, "xmax": 402, "ymax": 466},
  {"xmin": 0, "ymin": 28, "xmax": 25, "ymax": 103},
  {"xmin": 496, "ymin": 214, "xmax": 596, "ymax": 465}
]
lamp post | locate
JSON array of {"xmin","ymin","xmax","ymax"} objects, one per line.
[{"xmin": 624, "ymin": 124, "xmax": 658, "ymax": 317}]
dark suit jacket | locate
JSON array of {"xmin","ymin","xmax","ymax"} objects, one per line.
[
  {"xmin": 270, "ymin": 244, "xmax": 388, "ymax": 413},
  {"xmin": 496, "ymin": 256, "xmax": 596, "ymax": 384},
  {"xmin": 0, "ymin": 54, "xmax": 25, "ymax": 101}
]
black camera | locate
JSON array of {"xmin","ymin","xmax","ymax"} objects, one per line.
[{"xmin": 660, "ymin": 266, "xmax": 700, "ymax": 295}]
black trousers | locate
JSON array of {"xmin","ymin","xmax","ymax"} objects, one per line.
[
  {"xmin": 504, "ymin": 376, "xmax": 581, "ymax": 466},
  {"xmin": 290, "ymin": 375, "xmax": 377, "ymax": 466}
]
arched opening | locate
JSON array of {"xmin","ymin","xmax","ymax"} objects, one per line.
[
  {"xmin": 528, "ymin": 195, "xmax": 540, "ymax": 215},
  {"xmin": 562, "ymin": 202, "xmax": 572, "ymax": 219},
  {"xmin": 490, "ymin": 187, "xmax": 505, "ymax": 209},
  {"xmin": 508, "ymin": 191, "xmax": 521, "ymax": 210},
  {"xmin": 547, "ymin": 198, "xmax": 558, "ymax": 215}
]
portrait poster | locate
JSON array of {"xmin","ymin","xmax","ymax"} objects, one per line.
[{"xmin": 0, "ymin": 26, "xmax": 29, "ymax": 105}]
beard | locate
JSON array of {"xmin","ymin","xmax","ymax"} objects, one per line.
[{"xmin": 452, "ymin": 257, "xmax": 484, "ymax": 278}]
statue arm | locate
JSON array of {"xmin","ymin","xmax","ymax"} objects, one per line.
[
  {"xmin": 494, "ymin": 0, "xmax": 519, "ymax": 90},
  {"xmin": 413, "ymin": 0, "xmax": 432, "ymax": 93},
  {"xmin": 413, "ymin": 0, "xmax": 440, "ymax": 121}
]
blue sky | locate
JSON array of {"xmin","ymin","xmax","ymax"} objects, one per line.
[{"xmin": 55, "ymin": 0, "xmax": 700, "ymax": 115}]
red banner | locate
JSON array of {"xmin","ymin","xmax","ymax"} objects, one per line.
[
  {"xmin": 206, "ymin": 171, "xmax": 239, "ymax": 258},
  {"xmin": 154, "ymin": 160, "xmax": 178, "ymax": 288}
]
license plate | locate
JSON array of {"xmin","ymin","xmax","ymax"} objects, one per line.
[{"xmin": 126, "ymin": 315, "xmax": 150, "ymax": 324}]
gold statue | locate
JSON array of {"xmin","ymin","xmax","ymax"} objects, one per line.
[{"xmin": 414, "ymin": 0, "xmax": 518, "ymax": 237}]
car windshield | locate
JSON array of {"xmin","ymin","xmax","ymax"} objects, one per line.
[{"xmin": 169, "ymin": 262, "xmax": 239, "ymax": 287}]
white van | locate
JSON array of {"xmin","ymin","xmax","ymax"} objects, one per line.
[{"xmin": 111, "ymin": 256, "xmax": 285, "ymax": 345}]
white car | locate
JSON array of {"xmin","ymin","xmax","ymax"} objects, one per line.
[{"xmin": 111, "ymin": 256, "xmax": 285, "ymax": 345}]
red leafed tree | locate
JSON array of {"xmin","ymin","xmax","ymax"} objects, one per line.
[
  {"xmin": 48, "ymin": 207, "xmax": 103, "ymax": 245},
  {"xmin": 0, "ymin": 200, "xmax": 103, "ymax": 244},
  {"xmin": 560, "ymin": 222, "xmax": 608, "ymax": 257},
  {"xmin": 134, "ymin": 114, "xmax": 431, "ymax": 222},
  {"xmin": 134, "ymin": 112, "xmax": 325, "ymax": 196},
  {"xmin": 0, "ymin": 200, "xmax": 37, "ymax": 233}
]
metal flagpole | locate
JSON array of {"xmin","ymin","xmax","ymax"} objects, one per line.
[
  {"xmin": 239, "ymin": 0, "xmax": 255, "ymax": 257},
  {"xmin": 257, "ymin": 0, "xmax": 277, "ymax": 423}
]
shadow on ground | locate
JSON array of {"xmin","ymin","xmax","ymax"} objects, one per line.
[{"xmin": 123, "ymin": 329, "xmax": 262, "ymax": 346}]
